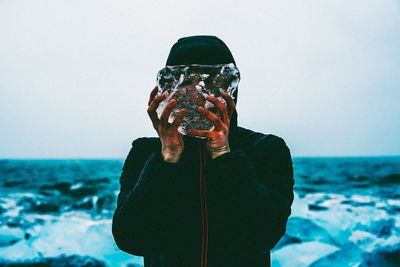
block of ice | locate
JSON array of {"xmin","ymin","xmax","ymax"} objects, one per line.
[
  {"xmin": 29, "ymin": 212, "xmax": 140, "ymax": 267},
  {"xmin": 309, "ymin": 244, "xmax": 363, "ymax": 267},
  {"xmin": 271, "ymin": 241, "xmax": 340, "ymax": 267},
  {"xmin": 155, "ymin": 63, "xmax": 240, "ymax": 138},
  {"xmin": 0, "ymin": 239, "xmax": 39, "ymax": 260},
  {"xmin": 0, "ymin": 226, "xmax": 25, "ymax": 247},
  {"xmin": 285, "ymin": 216, "xmax": 340, "ymax": 246}
]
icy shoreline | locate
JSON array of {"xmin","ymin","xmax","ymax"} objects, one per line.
[
  {"xmin": 1, "ymin": 191, "xmax": 399, "ymax": 267},
  {"xmin": 1, "ymin": 158, "xmax": 400, "ymax": 266},
  {"xmin": 0, "ymin": 211, "xmax": 142, "ymax": 267}
]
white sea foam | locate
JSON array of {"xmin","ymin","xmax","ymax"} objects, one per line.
[{"xmin": 70, "ymin": 182, "xmax": 84, "ymax": 190}]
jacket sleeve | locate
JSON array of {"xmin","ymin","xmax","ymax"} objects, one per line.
[
  {"xmin": 112, "ymin": 137, "xmax": 187, "ymax": 256},
  {"xmin": 206, "ymin": 136, "xmax": 295, "ymax": 251}
]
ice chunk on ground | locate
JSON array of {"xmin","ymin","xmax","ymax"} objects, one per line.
[
  {"xmin": 281, "ymin": 216, "xmax": 339, "ymax": 247},
  {"xmin": 29, "ymin": 212, "xmax": 141, "ymax": 267},
  {"xmin": 0, "ymin": 226, "xmax": 25, "ymax": 247},
  {"xmin": 0, "ymin": 239, "xmax": 39, "ymax": 260},
  {"xmin": 271, "ymin": 241, "xmax": 340, "ymax": 267},
  {"xmin": 308, "ymin": 244, "xmax": 363, "ymax": 267}
]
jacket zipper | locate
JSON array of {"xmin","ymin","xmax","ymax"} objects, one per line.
[{"xmin": 199, "ymin": 140, "xmax": 208, "ymax": 267}]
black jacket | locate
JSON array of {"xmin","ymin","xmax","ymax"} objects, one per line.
[{"xmin": 112, "ymin": 119, "xmax": 295, "ymax": 267}]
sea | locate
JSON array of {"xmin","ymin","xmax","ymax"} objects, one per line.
[{"xmin": 0, "ymin": 156, "xmax": 399, "ymax": 267}]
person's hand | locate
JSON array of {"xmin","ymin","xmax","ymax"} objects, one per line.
[
  {"xmin": 188, "ymin": 91, "xmax": 236, "ymax": 159},
  {"xmin": 147, "ymin": 86, "xmax": 187, "ymax": 163}
]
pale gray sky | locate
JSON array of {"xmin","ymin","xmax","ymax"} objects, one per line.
[{"xmin": 1, "ymin": 0, "xmax": 399, "ymax": 158}]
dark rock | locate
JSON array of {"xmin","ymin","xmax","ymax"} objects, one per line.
[
  {"xmin": 0, "ymin": 254, "xmax": 107, "ymax": 267},
  {"xmin": 308, "ymin": 204, "xmax": 329, "ymax": 211},
  {"xmin": 69, "ymin": 187, "xmax": 98, "ymax": 198},
  {"xmin": 31, "ymin": 202, "xmax": 60, "ymax": 213},
  {"xmin": 361, "ymin": 247, "xmax": 400, "ymax": 267},
  {"xmin": 378, "ymin": 173, "xmax": 400, "ymax": 185},
  {"xmin": 355, "ymin": 218, "xmax": 396, "ymax": 238},
  {"xmin": 41, "ymin": 182, "xmax": 72, "ymax": 193}
]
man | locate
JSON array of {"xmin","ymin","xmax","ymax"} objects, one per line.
[{"xmin": 112, "ymin": 35, "xmax": 295, "ymax": 267}]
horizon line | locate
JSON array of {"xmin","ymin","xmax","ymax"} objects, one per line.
[{"xmin": 1, "ymin": 155, "xmax": 400, "ymax": 160}]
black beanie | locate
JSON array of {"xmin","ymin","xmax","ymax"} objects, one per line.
[
  {"xmin": 166, "ymin": 35, "xmax": 237, "ymax": 67},
  {"xmin": 165, "ymin": 35, "xmax": 239, "ymax": 128}
]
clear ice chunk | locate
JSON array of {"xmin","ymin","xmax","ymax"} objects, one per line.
[{"xmin": 155, "ymin": 63, "xmax": 240, "ymax": 138}]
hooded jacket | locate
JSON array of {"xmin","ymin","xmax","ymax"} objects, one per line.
[{"xmin": 112, "ymin": 36, "xmax": 295, "ymax": 267}]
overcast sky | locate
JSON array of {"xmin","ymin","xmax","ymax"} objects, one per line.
[{"xmin": 1, "ymin": 0, "xmax": 399, "ymax": 158}]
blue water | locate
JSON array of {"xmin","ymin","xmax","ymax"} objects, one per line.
[{"xmin": 0, "ymin": 157, "xmax": 399, "ymax": 266}]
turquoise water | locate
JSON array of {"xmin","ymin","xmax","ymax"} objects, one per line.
[{"xmin": 0, "ymin": 157, "xmax": 399, "ymax": 266}]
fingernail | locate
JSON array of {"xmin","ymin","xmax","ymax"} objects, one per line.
[{"xmin": 198, "ymin": 106, "xmax": 204, "ymax": 111}]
